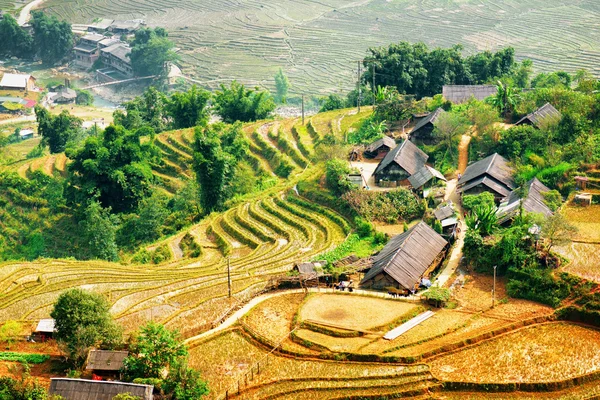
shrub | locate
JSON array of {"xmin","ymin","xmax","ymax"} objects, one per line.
[
  {"xmin": 462, "ymin": 192, "xmax": 495, "ymax": 213},
  {"xmin": 342, "ymin": 188, "xmax": 424, "ymax": 223},
  {"xmin": 325, "ymin": 159, "xmax": 353, "ymax": 196},
  {"xmin": 151, "ymin": 244, "xmax": 172, "ymax": 264}
]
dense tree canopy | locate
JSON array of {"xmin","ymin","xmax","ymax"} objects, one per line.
[
  {"xmin": 66, "ymin": 124, "xmax": 158, "ymax": 213},
  {"xmin": 50, "ymin": 289, "xmax": 122, "ymax": 367},
  {"xmin": 0, "ymin": 14, "xmax": 33, "ymax": 58},
  {"xmin": 166, "ymin": 85, "xmax": 211, "ymax": 129},
  {"xmin": 129, "ymin": 28, "xmax": 177, "ymax": 76},
  {"xmin": 30, "ymin": 11, "xmax": 73, "ymax": 65},
  {"xmin": 213, "ymin": 81, "xmax": 276, "ymax": 123},
  {"xmin": 35, "ymin": 106, "xmax": 83, "ymax": 154}
]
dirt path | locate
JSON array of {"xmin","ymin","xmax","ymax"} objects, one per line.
[
  {"xmin": 0, "ymin": 115, "xmax": 36, "ymax": 126},
  {"xmin": 18, "ymin": 0, "xmax": 46, "ymax": 25},
  {"xmin": 457, "ymin": 134, "xmax": 471, "ymax": 174}
]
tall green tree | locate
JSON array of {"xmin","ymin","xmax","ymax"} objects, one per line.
[
  {"xmin": 66, "ymin": 125, "xmax": 158, "ymax": 213},
  {"xmin": 30, "ymin": 11, "xmax": 73, "ymax": 65},
  {"xmin": 167, "ymin": 85, "xmax": 211, "ymax": 129},
  {"xmin": 487, "ymin": 81, "xmax": 519, "ymax": 118},
  {"xmin": 129, "ymin": 28, "xmax": 177, "ymax": 76},
  {"xmin": 213, "ymin": 81, "xmax": 276, "ymax": 123},
  {"xmin": 433, "ymin": 111, "xmax": 469, "ymax": 160},
  {"xmin": 116, "ymin": 87, "xmax": 169, "ymax": 132},
  {"xmin": 50, "ymin": 289, "xmax": 122, "ymax": 368},
  {"xmin": 163, "ymin": 361, "xmax": 210, "ymax": 400},
  {"xmin": 80, "ymin": 200, "xmax": 119, "ymax": 261},
  {"xmin": 192, "ymin": 123, "xmax": 248, "ymax": 212},
  {"xmin": 0, "ymin": 14, "xmax": 33, "ymax": 58},
  {"xmin": 35, "ymin": 106, "xmax": 83, "ymax": 153},
  {"xmin": 274, "ymin": 68, "xmax": 289, "ymax": 104}
]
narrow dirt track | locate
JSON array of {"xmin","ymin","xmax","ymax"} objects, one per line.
[{"xmin": 457, "ymin": 134, "xmax": 471, "ymax": 174}]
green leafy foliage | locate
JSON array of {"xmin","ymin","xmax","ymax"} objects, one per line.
[
  {"xmin": 0, "ymin": 14, "xmax": 34, "ymax": 58},
  {"xmin": 274, "ymin": 68, "xmax": 289, "ymax": 104},
  {"xmin": 319, "ymin": 94, "xmax": 345, "ymax": 112},
  {"xmin": 348, "ymin": 116, "xmax": 387, "ymax": 145},
  {"xmin": 129, "ymin": 28, "xmax": 177, "ymax": 76},
  {"xmin": 0, "ymin": 352, "xmax": 49, "ymax": 364},
  {"xmin": 79, "ymin": 200, "xmax": 119, "ymax": 261},
  {"xmin": 213, "ymin": 81, "xmax": 276, "ymax": 123},
  {"xmin": 75, "ymin": 89, "xmax": 93, "ymax": 106},
  {"xmin": 0, "ymin": 376, "xmax": 49, "ymax": 400},
  {"xmin": 462, "ymin": 192, "xmax": 496, "ymax": 213},
  {"xmin": 542, "ymin": 190, "xmax": 563, "ymax": 211},
  {"xmin": 465, "ymin": 204, "xmax": 498, "ymax": 237},
  {"xmin": 166, "ymin": 85, "xmax": 211, "ymax": 129},
  {"xmin": 35, "ymin": 107, "xmax": 83, "ymax": 154},
  {"xmin": 423, "ymin": 287, "xmax": 451, "ymax": 307},
  {"xmin": 162, "ymin": 361, "xmax": 210, "ymax": 400},
  {"xmin": 342, "ymin": 188, "xmax": 424, "ymax": 223},
  {"xmin": 0, "ymin": 321, "xmax": 21, "ymax": 348},
  {"xmin": 30, "ymin": 11, "xmax": 73, "ymax": 65},
  {"xmin": 50, "ymin": 289, "xmax": 122, "ymax": 368},
  {"xmin": 325, "ymin": 159, "xmax": 354, "ymax": 196}
]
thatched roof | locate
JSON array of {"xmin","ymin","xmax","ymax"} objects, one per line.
[
  {"xmin": 361, "ymin": 222, "xmax": 447, "ymax": 290},
  {"xmin": 458, "ymin": 153, "xmax": 515, "ymax": 197},
  {"xmin": 49, "ymin": 378, "xmax": 153, "ymax": 400},
  {"xmin": 374, "ymin": 139, "xmax": 429, "ymax": 176},
  {"xmin": 515, "ymin": 103, "xmax": 562, "ymax": 128},
  {"xmin": 442, "ymin": 85, "xmax": 497, "ymax": 104},
  {"xmin": 366, "ymin": 136, "xmax": 396, "ymax": 153},
  {"xmin": 497, "ymin": 178, "xmax": 554, "ymax": 223},
  {"xmin": 86, "ymin": 350, "xmax": 128, "ymax": 371},
  {"xmin": 408, "ymin": 165, "xmax": 446, "ymax": 189},
  {"xmin": 410, "ymin": 108, "xmax": 444, "ymax": 136}
]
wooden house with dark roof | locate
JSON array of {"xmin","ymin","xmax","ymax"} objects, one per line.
[
  {"xmin": 365, "ymin": 136, "xmax": 396, "ymax": 159},
  {"xmin": 85, "ymin": 350, "xmax": 128, "ymax": 378},
  {"xmin": 457, "ymin": 153, "xmax": 515, "ymax": 201},
  {"xmin": 361, "ymin": 222, "xmax": 447, "ymax": 291},
  {"xmin": 409, "ymin": 108, "xmax": 445, "ymax": 144},
  {"xmin": 442, "ymin": 85, "xmax": 498, "ymax": 104},
  {"xmin": 515, "ymin": 103, "xmax": 562, "ymax": 129},
  {"xmin": 49, "ymin": 378, "xmax": 153, "ymax": 400},
  {"xmin": 373, "ymin": 140, "xmax": 446, "ymax": 192},
  {"xmin": 496, "ymin": 178, "xmax": 554, "ymax": 224}
]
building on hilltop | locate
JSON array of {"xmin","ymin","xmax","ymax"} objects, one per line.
[
  {"xmin": 408, "ymin": 107, "xmax": 445, "ymax": 144},
  {"xmin": 515, "ymin": 103, "xmax": 562, "ymax": 129},
  {"xmin": 365, "ymin": 136, "xmax": 397, "ymax": 159},
  {"xmin": 360, "ymin": 221, "xmax": 448, "ymax": 291},
  {"xmin": 373, "ymin": 139, "xmax": 446, "ymax": 194},
  {"xmin": 442, "ymin": 85, "xmax": 498, "ymax": 104},
  {"xmin": 0, "ymin": 73, "xmax": 36, "ymax": 91},
  {"xmin": 49, "ymin": 378, "xmax": 153, "ymax": 400},
  {"xmin": 496, "ymin": 178, "xmax": 554, "ymax": 224},
  {"xmin": 457, "ymin": 153, "xmax": 515, "ymax": 201}
]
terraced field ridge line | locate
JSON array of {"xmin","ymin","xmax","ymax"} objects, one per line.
[{"xmin": 384, "ymin": 311, "xmax": 435, "ymax": 340}]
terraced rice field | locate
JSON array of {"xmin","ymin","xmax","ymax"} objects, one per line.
[
  {"xmin": 430, "ymin": 322, "xmax": 600, "ymax": 383},
  {"xmin": 39, "ymin": 0, "xmax": 600, "ymax": 93}
]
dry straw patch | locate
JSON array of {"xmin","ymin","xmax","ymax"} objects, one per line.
[
  {"xmin": 557, "ymin": 243, "xmax": 600, "ymax": 283},
  {"xmin": 298, "ymin": 294, "xmax": 418, "ymax": 331},
  {"xmin": 561, "ymin": 204, "xmax": 600, "ymax": 241},
  {"xmin": 294, "ymin": 329, "xmax": 373, "ymax": 353},
  {"xmin": 430, "ymin": 323, "xmax": 600, "ymax": 383},
  {"xmin": 243, "ymin": 293, "xmax": 305, "ymax": 342}
]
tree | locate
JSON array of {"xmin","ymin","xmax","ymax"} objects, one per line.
[
  {"xmin": 0, "ymin": 14, "xmax": 33, "ymax": 58},
  {"xmin": 50, "ymin": 289, "xmax": 122, "ymax": 368},
  {"xmin": 79, "ymin": 200, "xmax": 119, "ymax": 261},
  {"xmin": 487, "ymin": 81, "xmax": 519, "ymax": 118},
  {"xmin": 35, "ymin": 107, "xmax": 83, "ymax": 154},
  {"xmin": 75, "ymin": 89, "xmax": 94, "ymax": 106},
  {"xmin": 66, "ymin": 125, "xmax": 158, "ymax": 213},
  {"xmin": 531, "ymin": 71, "xmax": 572, "ymax": 89},
  {"xmin": 433, "ymin": 111, "xmax": 469, "ymax": 161},
  {"xmin": 513, "ymin": 59, "xmax": 533, "ymax": 88},
  {"xmin": 325, "ymin": 159, "xmax": 354, "ymax": 195},
  {"xmin": 462, "ymin": 192, "xmax": 496, "ymax": 213},
  {"xmin": 0, "ymin": 321, "xmax": 21, "ymax": 348},
  {"xmin": 166, "ymin": 85, "xmax": 211, "ymax": 129},
  {"xmin": 123, "ymin": 322, "xmax": 188, "ymax": 380},
  {"xmin": 192, "ymin": 123, "xmax": 248, "ymax": 212},
  {"xmin": 213, "ymin": 81, "xmax": 276, "ymax": 123},
  {"xmin": 112, "ymin": 394, "xmax": 141, "ymax": 400},
  {"xmin": 30, "ymin": 11, "xmax": 73, "ymax": 65},
  {"xmin": 542, "ymin": 213, "xmax": 577, "ymax": 253},
  {"xmin": 274, "ymin": 68, "xmax": 289, "ymax": 104},
  {"xmin": 129, "ymin": 28, "xmax": 177, "ymax": 76},
  {"xmin": 163, "ymin": 361, "xmax": 209, "ymax": 400},
  {"xmin": 117, "ymin": 87, "xmax": 169, "ymax": 132},
  {"xmin": 319, "ymin": 94, "xmax": 345, "ymax": 112}
]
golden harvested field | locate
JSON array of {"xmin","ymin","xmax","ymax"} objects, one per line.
[
  {"xmin": 430, "ymin": 323, "xmax": 600, "ymax": 383},
  {"xmin": 297, "ymin": 293, "xmax": 418, "ymax": 331},
  {"xmin": 294, "ymin": 328, "xmax": 373, "ymax": 353},
  {"xmin": 557, "ymin": 243, "xmax": 600, "ymax": 282},
  {"xmin": 561, "ymin": 204, "xmax": 600, "ymax": 241},
  {"xmin": 243, "ymin": 293, "xmax": 305, "ymax": 342},
  {"xmin": 432, "ymin": 380, "xmax": 600, "ymax": 399}
]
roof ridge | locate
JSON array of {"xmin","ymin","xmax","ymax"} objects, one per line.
[
  {"xmin": 383, "ymin": 222, "xmax": 423, "ymax": 273},
  {"xmin": 485, "ymin": 153, "xmax": 497, "ymax": 175}
]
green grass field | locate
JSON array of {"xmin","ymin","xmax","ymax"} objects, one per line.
[{"xmin": 37, "ymin": 0, "xmax": 600, "ymax": 94}]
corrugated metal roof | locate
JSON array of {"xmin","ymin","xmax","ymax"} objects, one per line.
[
  {"xmin": 361, "ymin": 222, "xmax": 447, "ymax": 290},
  {"xmin": 407, "ymin": 165, "xmax": 446, "ymax": 189},
  {"xmin": 457, "ymin": 175, "xmax": 512, "ymax": 198},
  {"xmin": 410, "ymin": 108, "xmax": 444, "ymax": 136},
  {"xmin": 458, "ymin": 153, "xmax": 515, "ymax": 192},
  {"xmin": 374, "ymin": 139, "xmax": 429, "ymax": 176},
  {"xmin": 0, "ymin": 73, "xmax": 32, "ymax": 89},
  {"xmin": 366, "ymin": 136, "xmax": 396, "ymax": 153},
  {"xmin": 442, "ymin": 85, "xmax": 498, "ymax": 104},
  {"xmin": 49, "ymin": 378, "xmax": 153, "ymax": 400},
  {"xmin": 497, "ymin": 178, "xmax": 554, "ymax": 223},
  {"xmin": 434, "ymin": 205, "xmax": 455, "ymax": 221},
  {"xmin": 36, "ymin": 319, "xmax": 55, "ymax": 333},
  {"xmin": 86, "ymin": 350, "xmax": 128, "ymax": 371},
  {"xmin": 515, "ymin": 103, "xmax": 562, "ymax": 128}
]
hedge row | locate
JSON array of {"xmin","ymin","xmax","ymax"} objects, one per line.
[
  {"xmin": 0, "ymin": 352, "xmax": 50, "ymax": 364},
  {"xmin": 300, "ymin": 321, "xmax": 363, "ymax": 338},
  {"xmin": 268, "ymin": 128, "xmax": 308, "ymax": 168},
  {"xmin": 306, "ymin": 120, "xmax": 320, "ymax": 141}
]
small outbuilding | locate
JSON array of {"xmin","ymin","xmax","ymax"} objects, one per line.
[
  {"xmin": 49, "ymin": 378, "xmax": 153, "ymax": 400},
  {"xmin": 360, "ymin": 222, "xmax": 447, "ymax": 291},
  {"xmin": 515, "ymin": 103, "xmax": 562, "ymax": 129},
  {"xmin": 53, "ymin": 87, "xmax": 77, "ymax": 104},
  {"xmin": 86, "ymin": 350, "xmax": 129, "ymax": 378},
  {"xmin": 19, "ymin": 129, "xmax": 34, "ymax": 140},
  {"xmin": 442, "ymin": 85, "xmax": 498, "ymax": 104},
  {"xmin": 496, "ymin": 178, "xmax": 554, "ymax": 224},
  {"xmin": 365, "ymin": 136, "xmax": 396, "ymax": 159},
  {"xmin": 457, "ymin": 153, "xmax": 515, "ymax": 201},
  {"xmin": 293, "ymin": 261, "xmax": 326, "ymax": 279},
  {"xmin": 0, "ymin": 73, "xmax": 36, "ymax": 91},
  {"xmin": 409, "ymin": 108, "xmax": 445, "ymax": 144},
  {"xmin": 34, "ymin": 319, "xmax": 56, "ymax": 341}
]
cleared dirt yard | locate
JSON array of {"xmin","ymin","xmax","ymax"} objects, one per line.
[
  {"xmin": 297, "ymin": 293, "xmax": 418, "ymax": 331},
  {"xmin": 430, "ymin": 322, "xmax": 600, "ymax": 383}
]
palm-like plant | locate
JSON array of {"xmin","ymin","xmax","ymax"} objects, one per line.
[
  {"xmin": 465, "ymin": 203, "xmax": 498, "ymax": 236},
  {"xmin": 487, "ymin": 81, "xmax": 519, "ymax": 118}
]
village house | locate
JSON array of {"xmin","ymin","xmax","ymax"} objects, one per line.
[
  {"xmin": 457, "ymin": 153, "xmax": 515, "ymax": 201},
  {"xmin": 0, "ymin": 73, "xmax": 36, "ymax": 91},
  {"xmin": 73, "ymin": 33, "xmax": 105, "ymax": 68},
  {"xmin": 19, "ymin": 128, "xmax": 35, "ymax": 140},
  {"xmin": 364, "ymin": 136, "xmax": 396, "ymax": 159},
  {"xmin": 434, "ymin": 203, "xmax": 459, "ymax": 235},
  {"xmin": 515, "ymin": 102, "xmax": 562, "ymax": 128},
  {"xmin": 49, "ymin": 378, "xmax": 153, "ymax": 400},
  {"xmin": 442, "ymin": 85, "xmax": 498, "ymax": 104},
  {"xmin": 360, "ymin": 222, "xmax": 447, "ymax": 291},
  {"xmin": 408, "ymin": 108, "xmax": 445, "ymax": 144},
  {"xmin": 33, "ymin": 319, "xmax": 55, "ymax": 341},
  {"xmin": 87, "ymin": 19, "xmax": 114, "ymax": 33},
  {"xmin": 110, "ymin": 20, "xmax": 144, "ymax": 35},
  {"xmin": 373, "ymin": 139, "xmax": 446, "ymax": 193},
  {"xmin": 53, "ymin": 87, "xmax": 77, "ymax": 104},
  {"xmin": 496, "ymin": 178, "xmax": 554, "ymax": 224},
  {"xmin": 100, "ymin": 43, "xmax": 134, "ymax": 77},
  {"xmin": 86, "ymin": 350, "xmax": 129, "ymax": 379}
]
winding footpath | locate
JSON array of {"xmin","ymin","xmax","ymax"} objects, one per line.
[{"xmin": 18, "ymin": 0, "xmax": 46, "ymax": 26}]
